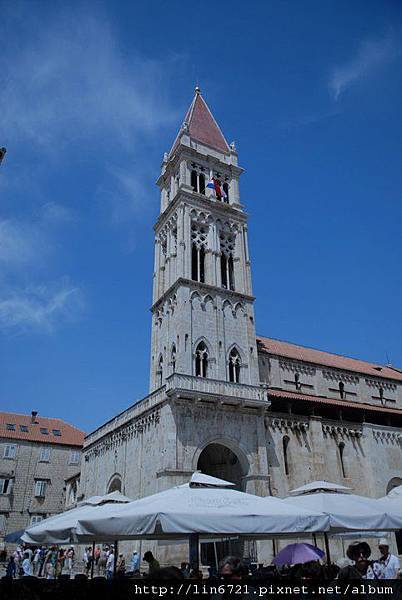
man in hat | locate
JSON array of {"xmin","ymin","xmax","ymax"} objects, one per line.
[
  {"xmin": 336, "ymin": 542, "xmax": 378, "ymax": 580},
  {"xmin": 378, "ymin": 538, "xmax": 400, "ymax": 579},
  {"xmin": 143, "ymin": 551, "xmax": 160, "ymax": 576}
]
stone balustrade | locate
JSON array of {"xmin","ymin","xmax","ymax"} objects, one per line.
[{"xmin": 165, "ymin": 372, "xmax": 268, "ymax": 405}]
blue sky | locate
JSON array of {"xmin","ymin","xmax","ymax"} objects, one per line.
[{"xmin": 1, "ymin": 0, "xmax": 401, "ymax": 433}]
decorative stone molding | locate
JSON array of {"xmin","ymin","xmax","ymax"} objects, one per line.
[
  {"xmin": 372, "ymin": 430, "xmax": 402, "ymax": 443},
  {"xmin": 279, "ymin": 360, "xmax": 315, "ymax": 376},
  {"xmin": 322, "ymin": 370, "xmax": 359, "ymax": 384},
  {"xmin": 269, "ymin": 417, "xmax": 309, "ymax": 433},
  {"xmin": 365, "ymin": 379, "xmax": 397, "ymax": 391},
  {"xmin": 322, "ymin": 423, "xmax": 363, "ymax": 438},
  {"xmin": 84, "ymin": 409, "xmax": 161, "ymax": 462}
]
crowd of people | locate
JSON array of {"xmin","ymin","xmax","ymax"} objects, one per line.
[{"xmin": 1, "ymin": 538, "xmax": 400, "ymax": 583}]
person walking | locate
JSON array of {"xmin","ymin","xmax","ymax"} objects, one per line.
[
  {"xmin": 98, "ymin": 547, "xmax": 108, "ymax": 576},
  {"xmin": 128, "ymin": 550, "xmax": 140, "ymax": 574},
  {"xmin": 22, "ymin": 551, "xmax": 33, "ymax": 576},
  {"xmin": 6, "ymin": 555, "xmax": 16, "ymax": 578},
  {"xmin": 377, "ymin": 538, "xmax": 400, "ymax": 579},
  {"xmin": 66, "ymin": 547, "xmax": 75, "ymax": 577},
  {"xmin": 32, "ymin": 548, "xmax": 41, "ymax": 576},
  {"xmin": 143, "ymin": 551, "xmax": 160, "ymax": 576},
  {"xmin": 116, "ymin": 553, "xmax": 126, "ymax": 576},
  {"xmin": 106, "ymin": 549, "xmax": 115, "ymax": 580}
]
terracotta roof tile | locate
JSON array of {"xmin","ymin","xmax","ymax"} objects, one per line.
[
  {"xmin": 268, "ymin": 388, "xmax": 402, "ymax": 415},
  {"xmin": 0, "ymin": 412, "xmax": 85, "ymax": 447},
  {"xmin": 257, "ymin": 336, "xmax": 402, "ymax": 382},
  {"xmin": 170, "ymin": 90, "xmax": 230, "ymax": 155}
]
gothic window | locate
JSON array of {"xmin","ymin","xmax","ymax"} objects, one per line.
[
  {"xmin": 190, "ymin": 167, "xmax": 206, "ymax": 195},
  {"xmin": 223, "ymin": 182, "xmax": 229, "ymax": 203},
  {"xmin": 157, "ymin": 355, "xmax": 163, "ymax": 387},
  {"xmin": 228, "ymin": 348, "xmax": 241, "ymax": 383},
  {"xmin": 219, "ymin": 232, "xmax": 235, "ymax": 290},
  {"xmin": 282, "ymin": 436, "xmax": 290, "ymax": 476},
  {"xmin": 338, "ymin": 442, "xmax": 346, "ymax": 478},
  {"xmin": 339, "ymin": 381, "xmax": 345, "ymax": 399},
  {"xmin": 295, "ymin": 372, "xmax": 301, "ymax": 390},
  {"xmin": 195, "ymin": 342, "xmax": 209, "ymax": 378},
  {"xmin": 199, "ymin": 173, "xmax": 205, "ymax": 195},
  {"xmin": 191, "ymin": 170, "xmax": 197, "ymax": 192},
  {"xmin": 171, "ymin": 344, "xmax": 176, "ymax": 373},
  {"xmin": 191, "ymin": 223, "xmax": 208, "ymax": 283}
]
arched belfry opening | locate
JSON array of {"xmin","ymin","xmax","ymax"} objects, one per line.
[{"xmin": 197, "ymin": 443, "xmax": 245, "ymax": 490}]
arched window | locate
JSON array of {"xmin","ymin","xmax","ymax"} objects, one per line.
[
  {"xmin": 157, "ymin": 355, "xmax": 163, "ymax": 387},
  {"xmin": 283, "ymin": 436, "xmax": 290, "ymax": 476},
  {"xmin": 191, "ymin": 170, "xmax": 198, "ymax": 192},
  {"xmin": 191, "ymin": 223, "xmax": 207, "ymax": 283},
  {"xmin": 228, "ymin": 348, "xmax": 241, "ymax": 383},
  {"xmin": 223, "ymin": 182, "xmax": 229, "ymax": 203},
  {"xmin": 339, "ymin": 442, "xmax": 346, "ymax": 478},
  {"xmin": 295, "ymin": 372, "xmax": 301, "ymax": 390},
  {"xmin": 195, "ymin": 342, "xmax": 209, "ymax": 378},
  {"xmin": 191, "ymin": 170, "xmax": 206, "ymax": 195},
  {"xmin": 339, "ymin": 381, "xmax": 345, "ymax": 399},
  {"xmin": 171, "ymin": 344, "xmax": 176, "ymax": 373},
  {"xmin": 219, "ymin": 233, "xmax": 235, "ymax": 291},
  {"xmin": 199, "ymin": 173, "xmax": 205, "ymax": 195}
]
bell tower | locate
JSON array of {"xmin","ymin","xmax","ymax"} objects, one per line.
[{"xmin": 150, "ymin": 88, "xmax": 262, "ymax": 403}]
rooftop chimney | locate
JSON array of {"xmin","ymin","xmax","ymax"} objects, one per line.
[{"xmin": 31, "ymin": 410, "xmax": 38, "ymax": 423}]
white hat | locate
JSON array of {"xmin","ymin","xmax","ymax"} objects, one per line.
[{"xmin": 378, "ymin": 538, "xmax": 389, "ymax": 547}]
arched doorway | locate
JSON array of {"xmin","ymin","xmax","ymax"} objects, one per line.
[
  {"xmin": 107, "ymin": 475, "xmax": 122, "ymax": 494},
  {"xmin": 197, "ymin": 443, "xmax": 244, "ymax": 490},
  {"xmin": 197, "ymin": 442, "xmax": 249, "ymax": 567}
]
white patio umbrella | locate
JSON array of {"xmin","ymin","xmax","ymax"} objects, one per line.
[
  {"xmin": 387, "ymin": 486, "xmax": 402, "ymax": 499},
  {"xmin": 289, "ymin": 481, "xmax": 352, "ymax": 495},
  {"xmin": 22, "ymin": 491, "xmax": 133, "ymax": 545},
  {"xmin": 75, "ymin": 472, "xmax": 330, "ymax": 541},
  {"xmin": 284, "ymin": 484, "xmax": 401, "ymax": 532}
]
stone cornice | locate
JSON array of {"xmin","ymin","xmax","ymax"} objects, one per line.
[
  {"xmin": 154, "ymin": 190, "xmax": 247, "ymax": 232},
  {"xmin": 151, "ymin": 278, "xmax": 255, "ymax": 312}
]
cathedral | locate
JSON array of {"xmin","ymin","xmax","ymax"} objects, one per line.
[{"xmin": 79, "ymin": 88, "xmax": 402, "ymax": 562}]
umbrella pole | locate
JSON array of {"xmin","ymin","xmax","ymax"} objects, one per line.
[
  {"xmin": 213, "ymin": 542, "xmax": 219, "ymax": 573},
  {"xmin": 189, "ymin": 533, "xmax": 199, "ymax": 572},
  {"xmin": 91, "ymin": 541, "xmax": 95, "ymax": 579},
  {"xmin": 323, "ymin": 533, "xmax": 331, "ymax": 565},
  {"xmin": 114, "ymin": 541, "xmax": 118, "ymax": 577},
  {"xmin": 312, "ymin": 534, "xmax": 317, "ymax": 547},
  {"xmin": 272, "ymin": 538, "xmax": 277, "ymax": 558}
]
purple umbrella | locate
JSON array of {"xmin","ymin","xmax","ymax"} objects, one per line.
[{"xmin": 272, "ymin": 543, "xmax": 325, "ymax": 566}]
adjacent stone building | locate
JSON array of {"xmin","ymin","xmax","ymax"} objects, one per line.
[
  {"xmin": 80, "ymin": 89, "xmax": 402, "ymax": 563},
  {"xmin": 0, "ymin": 411, "xmax": 84, "ymax": 544}
]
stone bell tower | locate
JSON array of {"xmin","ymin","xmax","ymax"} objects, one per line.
[{"xmin": 150, "ymin": 87, "xmax": 261, "ymax": 394}]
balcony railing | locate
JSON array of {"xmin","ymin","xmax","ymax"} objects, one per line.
[{"xmin": 165, "ymin": 373, "xmax": 268, "ymax": 405}]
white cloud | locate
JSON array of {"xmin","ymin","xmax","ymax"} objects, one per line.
[
  {"xmin": 40, "ymin": 202, "xmax": 75, "ymax": 225},
  {"xmin": 0, "ymin": 219, "xmax": 47, "ymax": 267},
  {"xmin": 0, "ymin": 10, "xmax": 179, "ymax": 149},
  {"xmin": 329, "ymin": 34, "xmax": 399, "ymax": 101},
  {"xmin": 0, "ymin": 280, "xmax": 85, "ymax": 334}
]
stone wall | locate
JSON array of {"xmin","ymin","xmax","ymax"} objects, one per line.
[{"xmin": 0, "ymin": 439, "xmax": 81, "ymax": 541}]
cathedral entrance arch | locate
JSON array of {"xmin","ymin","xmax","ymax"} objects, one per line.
[
  {"xmin": 196, "ymin": 442, "xmax": 249, "ymax": 567},
  {"xmin": 196, "ymin": 442, "xmax": 246, "ymax": 490}
]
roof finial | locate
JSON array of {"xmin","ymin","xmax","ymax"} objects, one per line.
[{"xmin": 195, "ymin": 85, "xmax": 201, "ymax": 95}]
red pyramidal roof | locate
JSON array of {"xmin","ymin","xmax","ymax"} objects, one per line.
[{"xmin": 170, "ymin": 88, "xmax": 230, "ymax": 155}]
